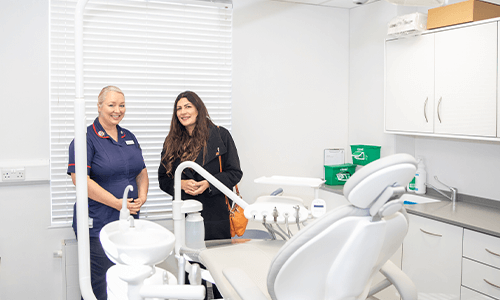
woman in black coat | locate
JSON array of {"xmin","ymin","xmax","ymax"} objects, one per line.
[{"xmin": 158, "ymin": 91, "xmax": 243, "ymax": 240}]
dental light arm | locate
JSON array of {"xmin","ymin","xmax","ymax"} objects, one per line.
[
  {"xmin": 74, "ymin": 1, "xmax": 97, "ymax": 299},
  {"xmin": 173, "ymin": 161, "xmax": 248, "ymax": 254}
]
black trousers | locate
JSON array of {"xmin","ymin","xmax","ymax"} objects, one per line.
[{"xmin": 81, "ymin": 237, "xmax": 115, "ymax": 300}]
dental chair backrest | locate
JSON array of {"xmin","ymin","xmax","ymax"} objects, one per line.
[{"xmin": 266, "ymin": 153, "xmax": 417, "ymax": 300}]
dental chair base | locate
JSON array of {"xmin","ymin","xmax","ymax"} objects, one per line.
[
  {"xmin": 106, "ymin": 264, "xmax": 206, "ymax": 300},
  {"xmin": 107, "ymin": 265, "xmax": 176, "ymax": 300}
]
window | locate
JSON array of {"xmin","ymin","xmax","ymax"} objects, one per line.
[{"xmin": 49, "ymin": 0, "xmax": 233, "ymax": 227}]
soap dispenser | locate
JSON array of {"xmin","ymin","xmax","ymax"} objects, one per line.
[{"xmin": 414, "ymin": 158, "xmax": 427, "ymax": 195}]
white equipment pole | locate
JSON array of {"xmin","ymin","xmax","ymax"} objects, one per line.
[{"xmin": 74, "ymin": 1, "xmax": 97, "ymax": 299}]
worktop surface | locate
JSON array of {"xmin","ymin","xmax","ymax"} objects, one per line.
[
  {"xmin": 404, "ymin": 199, "xmax": 500, "ymax": 238},
  {"xmin": 321, "ymin": 185, "xmax": 500, "ymax": 238}
]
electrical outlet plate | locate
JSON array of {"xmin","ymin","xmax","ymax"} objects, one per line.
[{"xmin": 1, "ymin": 168, "xmax": 25, "ymax": 181}]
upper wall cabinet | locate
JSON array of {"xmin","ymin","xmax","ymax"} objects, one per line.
[
  {"xmin": 385, "ymin": 21, "xmax": 498, "ymax": 140},
  {"xmin": 386, "ymin": 34, "xmax": 435, "ymax": 133}
]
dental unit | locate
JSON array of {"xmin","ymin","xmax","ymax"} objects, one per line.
[
  {"xmin": 192, "ymin": 153, "xmax": 419, "ymax": 300},
  {"xmin": 79, "ymin": 141, "xmax": 419, "ymax": 299}
]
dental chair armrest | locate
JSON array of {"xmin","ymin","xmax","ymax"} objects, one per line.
[
  {"xmin": 379, "ymin": 261, "xmax": 418, "ymax": 300},
  {"xmin": 222, "ymin": 267, "xmax": 268, "ymax": 300}
]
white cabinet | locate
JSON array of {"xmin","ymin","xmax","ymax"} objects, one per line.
[
  {"xmin": 498, "ymin": 22, "xmax": 500, "ymax": 138},
  {"xmin": 462, "ymin": 229, "xmax": 500, "ymax": 300},
  {"xmin": 402, "ymin": 214, "xmax": 463, "ymax": 300},
  {"xmin": 461, "ymin": 286, "xmax": 497, "ymax": 300},
  {"xmin": 434, "ymin": 22, "xmax": 497, "ymax": 137},
  {"xmin": 385, "ymin": 21, "xmax": 498, "ymax": 139},
  {"xmin": 402, "ymin": 215, "xmax": 500, "ymax": 300},
  {"xmin": 385, "ymin": 34, "xmax": 434, "ymax": 133}
]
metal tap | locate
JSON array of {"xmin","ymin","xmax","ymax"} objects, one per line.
[{"xmin": 425, "ymin": 176, "xmax": 458, "ymax": 208}]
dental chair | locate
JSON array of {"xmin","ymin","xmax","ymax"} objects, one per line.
[{"xmin": 197, "ymin": 153, "xmax": 419, "ymax": 300}]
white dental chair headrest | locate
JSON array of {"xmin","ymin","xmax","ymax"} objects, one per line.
[{"xmin": 343, "ymin": 153, "xmax": 417, "ymax": 209}]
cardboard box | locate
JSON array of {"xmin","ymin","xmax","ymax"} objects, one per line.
[{"xmin": 427, "ymin": 0, "xmax": 500, "ymax": 30}]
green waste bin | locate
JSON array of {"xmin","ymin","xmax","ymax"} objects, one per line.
[
  {"xmin": 324, "ymin": 163, "xmax": 356, "ymax": 186},
  {"xmin": 350, "ymin": 145, "xmax": 381, "ymax": 166}
]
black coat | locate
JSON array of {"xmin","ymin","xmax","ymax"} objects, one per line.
[{"xmin": 158, "ymin": 125, "xmax": 243, "ymax": 240}]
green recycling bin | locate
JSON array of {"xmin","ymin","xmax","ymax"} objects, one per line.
[
  {"xmin": 324, "ymin": 163, "xmax": 356, "ymax": 185},
  {"xmin": 350, "ymin": 145, "xmax": 381, "ymax": 166}
]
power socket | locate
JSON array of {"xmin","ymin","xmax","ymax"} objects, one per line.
[{"xmin": 1, "ymin": 168, "xmax": 25, "ymax": 181}]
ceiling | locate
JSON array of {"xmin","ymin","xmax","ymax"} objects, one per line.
[
  {"xmin": 273, "ymin": 0, "xmax": 500, "ymax": 9},
  {"xmin": 271, "ymin": 0, "xmax": 373, "ymax": 9}
]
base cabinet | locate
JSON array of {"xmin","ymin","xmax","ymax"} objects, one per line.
[
  {"xmin": 462, "ymin": 229, "xmax": 500, "ymax": 300},
  {"xmin": 402, "ymin": 215, "xmax": 500, "ymax": 300},
  {"xmin": 462, "ymin": 286, "xmax": 497, "ymax": 300},
  {"xmin": 402, "ymin": 214, "xmax": 462, "ymax": 300}
]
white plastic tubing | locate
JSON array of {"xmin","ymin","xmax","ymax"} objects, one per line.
[
  {"xmin": 74, "ymin": 1, "xmax": 97, "ymax": 300},
  {"xmin": 173, "ymin": 161, "xmax": 248, "ymax": 254}
]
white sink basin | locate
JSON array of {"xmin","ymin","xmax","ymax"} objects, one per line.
[
  {"xmin": 100, "ymin": 219, "xmax": 175, "ymax": 266},
  {"xmin": 401, "ymin": 194, "xmax": 441, "ymax": 205}
]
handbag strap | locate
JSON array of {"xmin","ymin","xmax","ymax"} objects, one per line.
[
  {"xmin": 219, "ymin": 155, "xmax": 232, "ymax": 212},
  {"xmin": 217, "ymin": 126, "xmax": 240, "ymax": 212}
]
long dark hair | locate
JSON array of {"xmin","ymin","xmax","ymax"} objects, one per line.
[{"xmin": 161, "ymin": 91, "xmax": 215, "ymax": 175}]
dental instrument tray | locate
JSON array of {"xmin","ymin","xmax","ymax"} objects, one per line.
[{"xmin": 245, "ymin": 195, "xmax": 309, "ymax": 223}]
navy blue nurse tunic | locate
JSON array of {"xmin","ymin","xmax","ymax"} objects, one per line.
[{"xmin": 67, "ymin": 118, "xmax": 146, "ymax": 237}]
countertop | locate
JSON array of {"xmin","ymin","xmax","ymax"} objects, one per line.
[
  {"xmin": 321, "ymin": 184, "xmax": 500, "ymax": 238},
  {"xmin": 404, "ymin": 197, "xmax": 500, "ymax": 239}
]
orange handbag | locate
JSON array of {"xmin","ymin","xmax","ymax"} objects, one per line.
[{"xmin": 219, "ymin": 156, "xmax": 248, "ymax": 237}]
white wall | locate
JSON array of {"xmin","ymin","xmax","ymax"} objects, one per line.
[
  {"xmin": 232, "ymin": 0, "xmax": 350, "ymax": 204},
  {"xmin": 349, "ymin": 1, "xmax": 500, "ymax": 202},
  {"xmin": 0, "ymin": 1, "xmax": 76, "ymax": 299},
  {"xmin": 349, "ymin": 1, "xmax": 399, "ymax": 156}
]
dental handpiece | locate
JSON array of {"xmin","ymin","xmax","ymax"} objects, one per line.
[
  {"xmin": 273, "ymin": 207, "xmax": 279, "ymax": 223},
  {"xmin": 284, "ymin": 212, "xmax": 293, "ymax": 237},
  {"xmin": 294, "ymin": 205, "xmax": 301, "ymax": 230},
  {"xmin": 273, "ymin": 207, "xmax": 290, "ymax": 239},
  {"xmin": 262, "ymin": 215, "xmax": 276, "ymax": 240}
]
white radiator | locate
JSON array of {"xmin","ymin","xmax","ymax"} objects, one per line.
[{"xmin": 61, "ymin": 239, "xmax": 81, "ymax": 300}]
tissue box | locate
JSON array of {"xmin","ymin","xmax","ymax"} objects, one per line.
[{"xmin": 427, "ymin": 0, "xmax": 500, "ymax": 30}]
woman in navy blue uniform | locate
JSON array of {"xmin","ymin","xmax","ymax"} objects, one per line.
[{"xmin": 67, "ymin": 86, "xmax": 149, "ymax": 300}]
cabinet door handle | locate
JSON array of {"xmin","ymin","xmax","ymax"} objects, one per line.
[
  {"xmin": 420, "ymin": 228, "xmax": 442, "ymax": 237},
  {"xmin": 484, "ymin": 279, "xmax": 500, "ymax": 289},
  {"xmin": 485, "ymin": 248, "xmax": 500, "ymax": 257},
  {"xmin": 437, "ymin": 97, "xmax": 442, "ymax": 123},
  {"xmin": 424, "ymin": 97, "xmax": 428, "ymax": 123}
]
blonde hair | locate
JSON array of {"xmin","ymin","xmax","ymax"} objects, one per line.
[{"xmin": 98, "ymin": 86, "xmax": 124, "ymax": 107}]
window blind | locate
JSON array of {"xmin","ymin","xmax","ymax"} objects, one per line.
[{"xmin": 49, "ymin": 0, "xmax": 233, "ymax": 227}]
